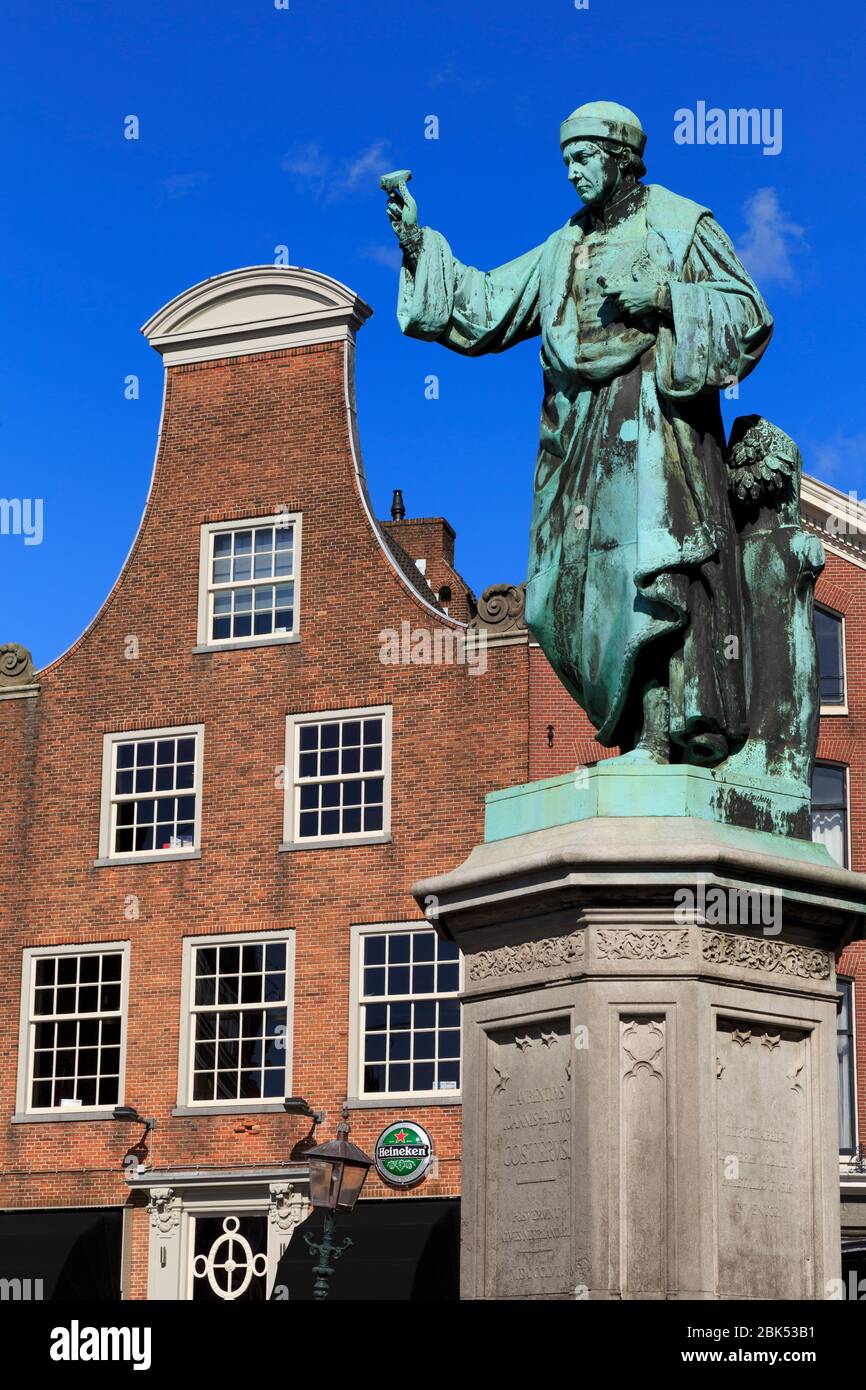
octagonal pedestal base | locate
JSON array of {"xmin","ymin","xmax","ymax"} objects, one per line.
[{"xmin": 415, "ymin": 813, "xmax": 866, "ymax": 1300}]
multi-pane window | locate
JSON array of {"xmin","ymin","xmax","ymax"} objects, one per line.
[
  {"xmin": 186, "ymin": 937, "xmax": 293, "ymax": 1104},
  {"xmin": 815, "ymin": 606, "xmax": 845, "ymax": 706},
  {"xmin": 838, "ymin": 978, "xmax": 856, "ymax": 1154},
  {"xmin": 22, "ymin": 947, "xmax": 126, "ymax": 1112},
  {"xmin": 356, "ymin": 927, "xmax": 460, "ymax": 1097},
  {"xmin": 285, "ymin": 707, "xmax": 392, "ymax": 845},
  {"xmin": 199, "ymin": 516, "xmax": 300, "ymax": 647},
  {"xmin": 811, "ymin": 762, "xmax": 849, "ymax": 868},
  {"xmin": 102, "ymin": 727, "xmax": 202, "ymax": 859}
]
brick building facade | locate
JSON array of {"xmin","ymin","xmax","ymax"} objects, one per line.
[{"xmin": 1, "ymin": 262, "xmax": 865, "ymax": 1299}]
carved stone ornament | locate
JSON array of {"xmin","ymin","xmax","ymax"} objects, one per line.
[
  {"xmin": 491, "ymin": 1060, "xmax": 510, "ymax": 1096},
  {"xmin": 597, "ymin": 928, "xmax": 689, "ymax": 961},
  {"xmin": 268, "ymin": 1182, "xmax": 310, "ymax": 1235},
  {"xmin": 701, "ymin": 929, "xmax": 830, "ymax": 981},
  {"xmin": 787, "ymin": 1042, "xmax": 806, "ymax": 1095},
  {"xmin": 621, "ymin": 1018, "xmax": 665, "ymax": 1080},
  {"xmin": 0, "ymin": 642, "xmax": 36, "ymax": 689},
  {"xmin": 468, "ymin": 930, "xmax": 584, "ymax": 981},
  {"xmin": 148, "ymin": 1186, "xmax": 181, "ymax": 1236},
  {"xmin": 468, "ymin": 582, "xmax": 526, "ymax": 635}
]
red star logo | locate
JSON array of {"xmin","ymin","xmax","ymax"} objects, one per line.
[{"xmin": 393, "ymin": 1129, "xmax": 408, "ymax": 1142}]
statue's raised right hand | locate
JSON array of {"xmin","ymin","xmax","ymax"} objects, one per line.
[
  {"xmin": 385, "ymin": 184, "xmax": 418, "ymax": 242},
  {"xmin": 380, "ymin": 170, "xmax": 418, "ymax": 246}
]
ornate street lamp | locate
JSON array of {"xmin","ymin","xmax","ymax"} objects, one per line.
[{"xmin": 303, "ymin": 1114, "xmax": 373, "ymax": 1299}]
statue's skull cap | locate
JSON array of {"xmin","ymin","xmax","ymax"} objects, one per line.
[{"xmin": 560, "ymin": 101, "xmax": 646, "ymax": 155}]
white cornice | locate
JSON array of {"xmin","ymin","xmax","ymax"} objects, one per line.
[
  {"xmin": 141, "ymin": 265, "xmax": 373, "ymax": 366},
  {"xmin": 801, "ymin": 474, "xmax": 866, "ymax": 572}
]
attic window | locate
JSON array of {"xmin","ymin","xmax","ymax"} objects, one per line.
[{"xmin": 196, "ymin": 513, "xmax": 302, "ymax": 651}]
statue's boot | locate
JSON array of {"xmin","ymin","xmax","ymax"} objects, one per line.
[{"xmin": 605, "ymin": 681, "xmax": 670, "ymax": 766}]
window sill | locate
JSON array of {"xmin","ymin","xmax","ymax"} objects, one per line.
[
  {"xmin": 279, "ymin": 834, "xmax": 392, "ymax": 852},
  {"xmin": 192, "ymin": 635, "xmax": 300, "ymax": 654},
  {"xmin": 345, "ymin": 1095, "xmax": 461, "ymax": 1109},
  {"xmin": 12, "ymin": 1110, "xmax": 119, "ymax": 1124},
  {"xmin": 171, "ymin": 1103, "xmax": 289, "ymax": 1117},
  {"xmin": 93, "ymin": 850, "xmax": 202, "ymax": 868},
  {"xmin": 820, "ymin": 705, "xmax": 849, "ymax": 716}
]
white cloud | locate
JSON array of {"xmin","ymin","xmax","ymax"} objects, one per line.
[
  {"xmin": 811, "ymin": 431, "xmax": 866, "ymax": 484},
  {"xmin": 736, "ymin": 187, "xmax": 808, "ymax": 287},
  {"xmin": 162, "ymin": 171, "xmax": 210, "ymax": 198},
  {"xmin": 428, "ymin": 60, "xmax": 489, "ymax": 94},
  {"xmin": 282, "ymin": 139, "xmax": 391, "ymax": 203},
  {"xmin": 358, "ymin": 243, "xmax": 402, "ymax": 271}
]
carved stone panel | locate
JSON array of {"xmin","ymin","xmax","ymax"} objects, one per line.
[
  {"xmin": 715, "ymin": 1018, "xmax": 812, "ymax": 1299},
  {"xmin": 701, "ymin": 930, "xmax": 830, "ymax": 981},
  {"xmin": 618, "ymin": 1016, "xmax": 668, "ymax": 1296},
  {"xmin": 468, "ymin": 930, "xmax": 584, "ymax": 985},
  {"xmin": 598, "ymin": 929, "xmax": 689, "ymax": 961},
  {"xmin": 483, "ymin": 1019, "xmax": 573, "ymax": 1298}
]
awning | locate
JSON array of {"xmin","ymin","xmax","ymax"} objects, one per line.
[
  {"xmin": 0, "ymin": 1207, "xmax": 123, "ymax": 1300},
  {"xmin": 273, "ymin": 1196, "xmax": 459, "ymax": 1300}
]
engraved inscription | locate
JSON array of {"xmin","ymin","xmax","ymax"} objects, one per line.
[
  {"xmin": 715, "ymin": 1018, "xmax": 811, "ymax": 1299},
  {"xmin": 485, "ymin": 1021, "xmax": 573, "ymax": 1298}
]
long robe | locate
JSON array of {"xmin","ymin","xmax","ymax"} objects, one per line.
[{"xmin": 396, "ymin": 182, "xmax": 773, "ymax": 761}]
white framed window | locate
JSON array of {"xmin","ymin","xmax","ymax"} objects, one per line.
[
  {"xmin": 349, "ymin": 922, "xmax": 461, "ymax": 1101},
  {"xmin": 815, "ymin": 604, "xmax": 847, "ymax": 712},
  {"xmin": 282, "ymin": 706, "xmax": 392, "ymax": 849},
  {"xmin": 811, "ymin": 761, "xmax": 850, "ymax": 869},
  {"xmin": 176, "ymin": 932, "xmax": 295, "ymax": 1110},
  {"xmin": 196, "ymin": 513, "xmax": 301, "ymax": 650},
  {"xmin": 98, "ymin": 724, "xmax": 204, "ymax": 863},
  {"xmin": 15, "ymin": 941, "xmax": 130, "ymax": 1117}
]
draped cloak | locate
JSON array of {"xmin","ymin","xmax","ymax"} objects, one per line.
[{"xmin": 396, "ymin": 182, "xmax": 773, "ymax": 761}]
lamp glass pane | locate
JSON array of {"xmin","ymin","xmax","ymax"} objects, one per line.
[{"xmin": 335, "ymin": 1161, "xmax": 368, "ymax": 1211}]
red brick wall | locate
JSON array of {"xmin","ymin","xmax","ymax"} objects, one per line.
[
  {"xmin": 528, "ymin": 642, "xmax": 618, "ymax": 779},
  {"xmin": 0, "ymin": 338, "xmax": 528, "ymax": 1296},
  {"xmin": 816, "ymin": 554, "xmax": 866, "ymax": 1148}
]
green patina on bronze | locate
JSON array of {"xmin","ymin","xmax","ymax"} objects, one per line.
[{"xmin": 383, "ymin": 102, "xmax": 824, "ymax": 839}]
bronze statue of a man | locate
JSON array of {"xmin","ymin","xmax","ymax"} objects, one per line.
[{"xmin": 384, "ymin": 101, "xmax": 783, "ymax": 772}]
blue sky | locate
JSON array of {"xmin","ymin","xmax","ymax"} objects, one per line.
[{"xmin": 2, "ymin": 0, "xmax": 864, "ymax": 667}]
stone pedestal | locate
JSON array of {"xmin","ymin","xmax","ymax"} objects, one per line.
[{"xmin": 414, "ymin": 804, "xmax": 866, "ymax": 1301}]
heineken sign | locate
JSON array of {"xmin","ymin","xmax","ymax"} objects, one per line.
[{"xmin": 374, "ymin": 1121, "xmax": 434, "ymax": 1187}]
